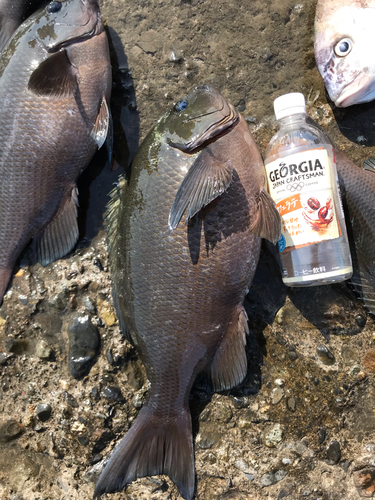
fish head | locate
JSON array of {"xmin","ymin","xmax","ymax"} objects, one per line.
[
  {"xmin": 163, "ymin": 85, "xmax": 239, "ymax": 152},
  {"xmin": 31, "ymin": 0, "xmax": 102, "ymax": 53},
  {"xmin": 315, "ymin": 1, "xmax": 375, "ymax": 107}
]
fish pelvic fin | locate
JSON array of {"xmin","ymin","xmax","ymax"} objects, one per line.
[
  {"xmin": 168, "ymin": 146, "xmax": 233, "ymax": 231},
  {"xmin": 250, "ymin": 188, "xmax": 281, "ymax": 245},
  {"xmin": 91, "ymin": 97, "xmax": 111, "ymax": 150},
  {"xmin": 105, "ymin": 176, "xmax": 131, "ymax": 340},
  {"xmin": 34, "ymin": 185, "xmax": 79, "ymax": 267},
  {"xmin": 210, "ymin": 305, "xmax": 248, "ymax": 391},
  {"xmin": 94, "ymin": 404, "xmax": 195, "ymax": 500}
]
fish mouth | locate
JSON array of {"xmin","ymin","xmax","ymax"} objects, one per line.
[
  {"xmin": 173, "ymin": 96, "xmax": 239, "ymax": 153},
  {"xmin": 335, "ymin": 73, "xmax": 374, "ymax": 107}
]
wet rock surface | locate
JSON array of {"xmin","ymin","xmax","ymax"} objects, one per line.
[{"xmin": 1, "ymin": 0, "xmax": 375, "ymax": 499}]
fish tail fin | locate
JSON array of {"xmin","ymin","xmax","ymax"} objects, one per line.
[
  {"xmin": 0, "ymin": 267, "xmax": 12, "ymax": 305},
  {"xmin": 94, "ymin": 404, "xmax": 195, "ymax": 500}
]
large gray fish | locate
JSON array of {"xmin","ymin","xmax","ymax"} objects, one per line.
[
  {"xmin": 314, "ymin": 0, "xmax": 375, "ymax": 107},
  {"xmin": 95, "ymin": 85, "xmax": 281, "ymax": 499},
  {"xmin": 0, "ymin": 0, "xmax": 46, "ymax": 52},
  {"xmin": 0, "ymin": 0, "xmax": 111, "ymax": 303}
]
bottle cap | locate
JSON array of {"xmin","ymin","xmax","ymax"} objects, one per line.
[{"xmin": 274, "ymin": 92, "xmax": 306, "ymax": 120}]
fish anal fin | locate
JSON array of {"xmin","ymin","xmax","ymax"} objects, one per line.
[
  {"xmin": 105, "ymin": 176, "xmax": 131, "ymax": 341},
  {"xmin": 211, "ymin": 306, "xmax": 249, "ymax": 392},
  {"xmin": 363, "ymin": 158, "xmax": 375, "ymax": 173},
  {"xmin": 91, "ymin": 97, "xmax": 110, "ymax": 150},
  {"xmin": 28, "ymin": 49, "xmax": 78, "ymax": 98},
  {"xmin": 168, "ymin": 147, "xmax": 233, "ymax": 231},
  {"xmin": 94, "ymin": 404, "xmax": 195, "ymax": 500},
  {"xmin": 34, "ymin": 186, "xmax": 79, "ymax": 267},
  {"xmin": 250, "ymin": 189, "xmax": 281, "ymax": 245}
]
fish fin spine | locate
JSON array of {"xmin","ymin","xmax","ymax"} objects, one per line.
[
  {"xmin": 168, "ymin": 146, "xmax": 233, "ymax": 231},
  {"xmin": 250, "ymin": 188, "xmax": 281, "ymax": 244},
  {"xmin": 34, "ymin": 185, "xmax": 79, "ymax": 266},
  {"xmin": 210, "ymin": 306, "xmax": 248, "ymax": 391},
  {"xmin": 363, "ymin": 158, "xmax": 375, "ymax": 173},
  {"xmin": 94, "ymin": 404, "xmax": 195, "ymax": 500}
]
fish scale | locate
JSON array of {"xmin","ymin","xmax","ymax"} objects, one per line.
[{"xmin": 97, "ymin": 86, "xmax": 281, "ymax": 499}]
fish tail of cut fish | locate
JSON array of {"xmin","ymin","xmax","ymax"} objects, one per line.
[
  {"xmin": 94, "ymin": 402, "xmax": 195, "ymax": 500},
  {"xmin": 0, "ymin": 267, "xmax": 12, "ymax": 304}
]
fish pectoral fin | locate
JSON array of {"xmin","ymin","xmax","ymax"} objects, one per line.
[
  {"xmin": 105, "ymin": 106, "xmax": 114, "ymax": 165},
  {"xmin": 28, "ymin": 49, "xmax": 78, "ymax": 98},
  {"xmin": 210, "ymin": 306, "xmax": 248, "ymax": 391},
  {"xmin": 250, "ymin": 189, "xmax": 281, "ymax": 245},
  {"xmin": 363, "ymin": 158, "xmax": 375, "ymax": 173},
  {"xmin": 94, "ymin": 404, "xmax": 195, "ymax": 500},
  {"xmin": 168, "ymin": 147, "xmax": 233, "ymax": 231},
  {"xmin": 34, "ymin": 185, "xmax": 79, "ymax": 267},
  {"xmin": 90, "ymin": 97, "xmax": 110, "ymax": 150}
]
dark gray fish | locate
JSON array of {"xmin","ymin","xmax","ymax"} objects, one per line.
[
  {"xmin": 95, "ymin": 85, "xmax": 281, "ymax": 499},
  {"xmin": 0, "ymin": 0, "xmax": 112, "ymax": 302},
  {"xmin": 0, "ymin": 0, "xmax": 46, "ymax": 53}
]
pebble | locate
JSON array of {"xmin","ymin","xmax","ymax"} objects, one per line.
[
  {"xmin": 340, "ymin": 459, "xmax": 350, "ymax": 472},
  {"xmin": 169, "ymin": 50, "xmax": 183, "ymax": 63},
  {"xmin": 35, "ymin": 340, "xmax": 53, "ymax": 360},
  {"xmin": 326, "ymin": 441, "xmax": 341, "ymax": 465},
  {"xmin": 84, "ymin": 297, "xmax": 96, "ymax": 314},
  {"xmin": 68, "ymin": 314, "xmax": 100, "ymax": 379},
  {"xmin": 271, "ymin": 387, "xmax": 284, "ymax": 405},
  {"xmin": 0, "ymin": 352, "xmax": 13, "ymax": 366},
  {"xmin": 59, "ymin": 379, "xmax": 70, "ymax": 390},
  {"xmin": 63, "ymin": 392, "xmax": 79, "ymax": 408},
  {"xmin": 316, "ymin": 344, "xmax": 335, "ymax": 365},
  {"xmin": 36, "ymin": 403, "xmax": 52, "ymax": 422},
  {"xmin": 97, "ymin": 299, "xmax": 117, "ymax": 326},
  {"xmin": 260, "ymin": 469, "xmax": 288, "ymax": 486},
  {"xmin": 318, "ymin": 428, "xmax": 326, "ymax": 444},
  {"xmin": 362, "ymin": 349, "xmax": 375, "ymax": 373},
  {"xmin": 293, "ymin": 441, "xmax": 307, "ymax": 456},
  {"xmin": 265, "ymin": 424, "xmax": 283, "ymax": 447},
  {"xmin": 0, "ymin": 418, "xmax": 24, "ymax": 443},
  {"xmin": 101, "ymin": 386, "xmax": 122, "ymax": 401},
  {"xmin": 287, "ymin": 397, "xmax": 296, "ymax": 412},
  {"xmin": 353, "ymin": 467, "xmax": 375, "ymax": 497}
]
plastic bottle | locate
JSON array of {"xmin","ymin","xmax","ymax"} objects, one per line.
[{"xmin": 264, "ymin": 92, "xmax": 353, "ymax": 286}]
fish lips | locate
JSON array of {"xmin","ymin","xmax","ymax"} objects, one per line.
[
  {"xmin": 335, "ymin": 73, "xmax": 375, "ymax": 107},
  {"xmin": 169, "ymin": 100, "xmax": 239, "ymax": 153}
]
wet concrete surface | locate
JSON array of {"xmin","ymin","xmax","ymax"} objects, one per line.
[{"xmin": 1, "ymin": 0, "xmax": 375, "ymax": 499}]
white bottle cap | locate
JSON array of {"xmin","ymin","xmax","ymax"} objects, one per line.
[{"xmin": 274, "ymin": 92, "xmax": 306, "ymax": 120}]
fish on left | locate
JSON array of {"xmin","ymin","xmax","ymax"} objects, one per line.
[
  {"xmin": 314, "ymin": 0, "xmax": 375, "ymax": 107},
  {"xmin": 0, "ymin": 0, "xmax": 47, "ymax": 53},
  {"xmin": 0, "ymin": 0, "xmax": 112, "ymax": 304}
]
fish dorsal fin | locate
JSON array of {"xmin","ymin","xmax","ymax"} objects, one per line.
[
  {"xmin": 250, "ymin": 189, "xmax": 281, "ymax": 245},
  {"xmin": 105, "ymin": 176, "xmax": 131, "ymax": 340},
  {"xmin": 210, "ymin": 306, "xmax": 249, "ymax": 391},
  {"xmin": 28, "ymin": 49, "xmax": 78, "ymax": 98},
  {"xmin": 34, "ymin": 185, "xmax": 79, "ymax": 266},
  {"xmin": 363, "ymin": 158, "xmax": 375, "ymax": 173},
  {"xmin": 91, "ymin": 97, "xmax": 110, "ymax": 150},
  {"xmin": 168, "ymin": 147, "xmax": 233, "ymax": 231}
]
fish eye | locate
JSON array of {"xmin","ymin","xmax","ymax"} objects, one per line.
[
  {"xmin": 334, "ymin": 38, "xmax": 353, "ymax": 57},
  {"xmin": 47, "ymin": 1, "xmax": 62, "ymax": 13},
  {"xmin": 175, "ymin": 100, "xmax": 189, "ymax": 112}
]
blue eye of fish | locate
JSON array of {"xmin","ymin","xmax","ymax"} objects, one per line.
[
  {"xmin": 47, "ymin": 1, "xmax": 62, "ymax": 13},
  {"xmin": 334, "ymin": 38, "xmax": 352, "ymax": 57},
  {"xmin": 176, "ymin": 100, "xmax": 188, "ymax": 112}
]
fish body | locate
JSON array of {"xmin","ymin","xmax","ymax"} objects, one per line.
[
  {"xmin": 0, "ymin": 0, "xmax": 111, "ymax": 302},
  {"xmin": 0, "ymin": 0, "xmax": 46, "ymax": 52},
  {"xmin": 314, "ymin": 0, "xmax": 375, "ymax": 107},
  {"xmin": 96, "ymin": 85, "xmax": 281, "ymax": 499}
]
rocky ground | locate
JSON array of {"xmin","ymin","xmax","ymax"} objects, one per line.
[{"xmin": 1, "ymin": 0, "xmax": 375, "ymax": 499}]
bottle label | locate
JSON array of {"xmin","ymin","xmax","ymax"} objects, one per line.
[{"xmin": 265, "ymin": 148, "xmax": 339, "ymax": 252}]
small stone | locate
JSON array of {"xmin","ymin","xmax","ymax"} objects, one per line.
[
  {"xmin": 265, "ymin": 424, "xmax": 283, "ymax": 447},
  {"xmin": 78, "ymin": 435, "xmax": 89, "ymax": 446},
  {"xmin": 0, "ymin": 352, "xmax": 13, "ymax": 365},
  {"xmin": 260, "ymin": 469, "xmax": 288, "ymax": 486},
  {"xmin": 326, "ymin": 441, "xmax": 341, "ymax": 465},
  {"xmin": 84, "ymin": 297, "xmax": 96, "ymax": 314},
  {"xmin": 340, "ymin": 459, "xmax": 350, "ymax": 472},
  {"xmin": 356, "ymin": 315, "xmax": 366, "ymax": 328},
  {"xmin": 59, "ymin": 380, "xmax": 70, "ymax": 390},
  {"xmin": 362, "ymin": 349, "xmax": 375, "ymax": 373},
  {"xmin": 133, "ymin": 392, "xmax": 144, "ymax": 409},
  {"xmin": 282, "ymin": 458, "xmax": 292, "ymax": 465},
  {"xmin": 36, "ymin": 403, "xmax": 52, "ymax": 422},
  {"xmin": 293, "ymin": 441, "xmax": 307, "ymax": 456},
  {"xmin": 101, "ymin": 386, "xmax": 122, "ymax": 401},
  {"xmin": 63, "ymin": 392, "xmax": 79, "ymax": 408},
  {"xmin": 275, "ymin": 378, "xmax": 285, "ymax": 387},
  {"xmin": 287, "ymin": 397, "xmax": 296, "ymax": 412},
  {"xmin": 288, "ymin": 351, "xmax": 298, "ymax": 362},
  {"xmin": 316, "ymin": 344, "xmax": 335, "ymax": 365},
  {"xmin": 97, "ymin": 300, "xmax": 117, "ymax": 326},
  {"xmin": 68, "ymin": 314, "xmax": 100, "ymax": 379},
  {"xmin": 275, "ymin": 307, "xmax": 284, "ymax": 324},
  {"xmin": 71, "ymin": 421, "xmax": 86, "ymax": 434},
  {"xmin": 0, "ymin": 418, "xmax": 24, "ymax": 443},
  {"xmin": 169, "ymin": 50, "xmax": 183, "ymax": 63},
  {"xmin": 318, "ymin": 428, "xmax": 326, "ymax": 444},
  {"xmin": 353, "ymin": 467, "xmax": 375, "ymax": 497},
  {"xmin": 35, "ymin": 340, "xmax": 53, "ymax": 360},
  {"xmin": 271, "ymin": 387, "xmax": 284, "ymax": 405}
]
